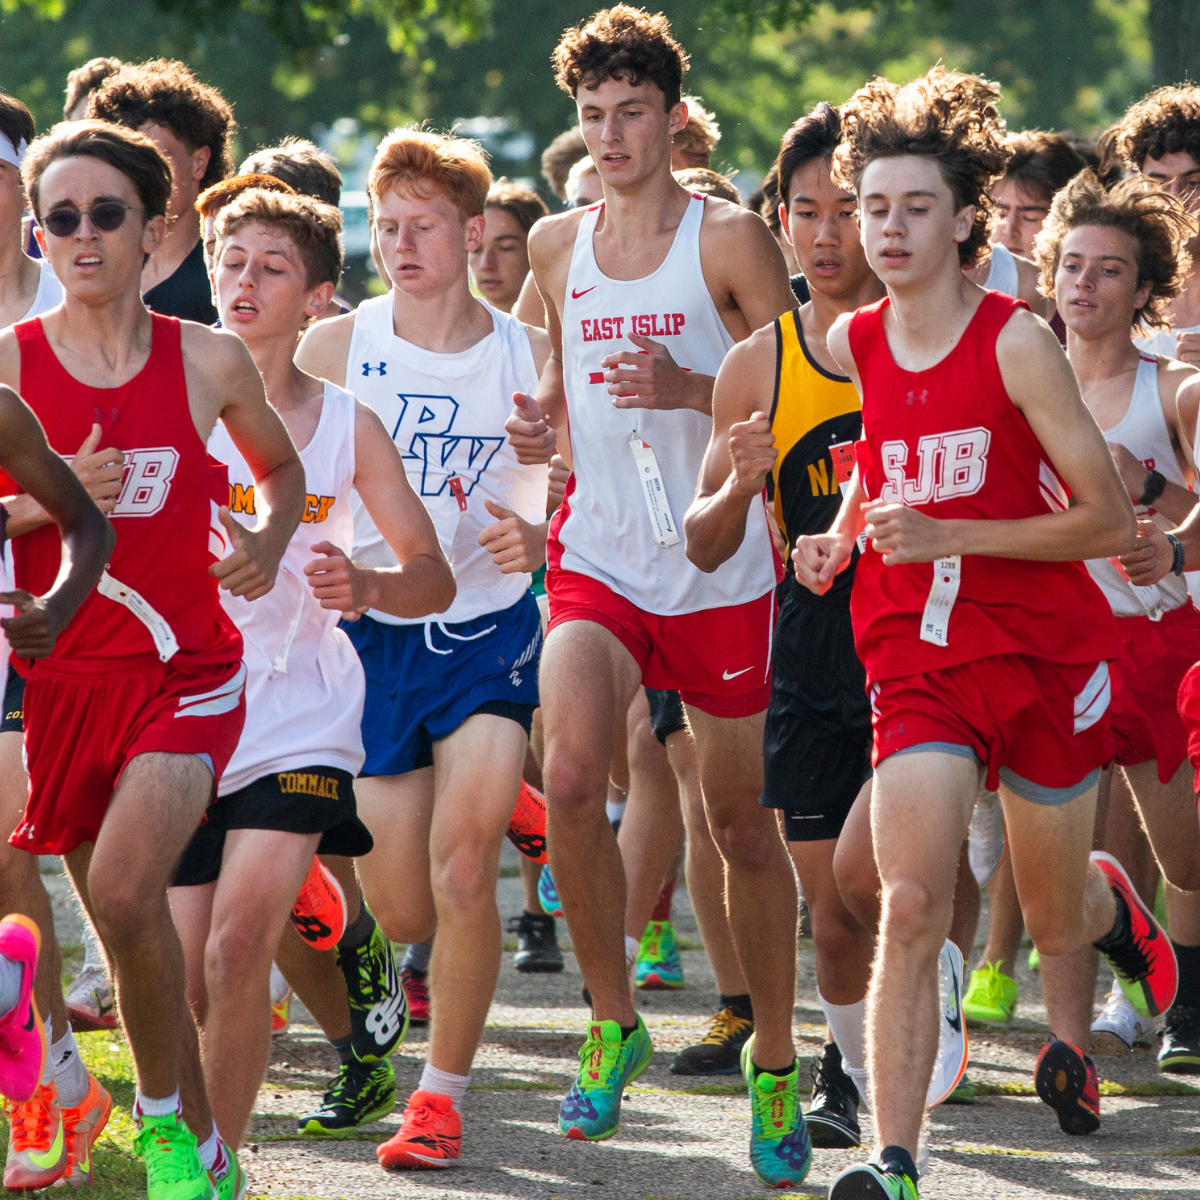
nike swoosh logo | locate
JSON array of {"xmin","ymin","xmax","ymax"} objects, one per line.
[
  {"xmin": 722, "ymin": 667, "xmax": 753, "ymax": 680},
  {"xmin": 571, "ymin": 286, "xmax": 596, "ymax": 299},
  {"xmin": 945, "ymin": 967, "xmax": 963, "ymax": 1034},
  {"xmin": 28, "ymin": 1115, "xmax": 63, "ymax": 1169}
]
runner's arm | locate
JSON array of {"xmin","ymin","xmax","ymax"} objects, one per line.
[
  {"xmin": 684, "ymin": 327, "xmax": 777, "ymax": 571},
  {"xmin": 307, "ymin": 402, "xmax": 454, "ymax": 619},
  {"xmin": 0, "ymin": 388, "xmax": 114, "ymax": 657},
  {"xmin": 294, "ymin": 312, "xmax": 354, "ymax": 388},
  {"xmin": 861, "ymin": 313, "xmax": 1136, "ymax": 565}
]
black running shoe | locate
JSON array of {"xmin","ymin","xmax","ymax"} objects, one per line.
[
  {"xmin": 337, "ymin": 917, "xmax": 408, "ymax": 1063},
  {"xmin": 509, "ymin": 912, "xmax": 564, "ymax": 973},
  {"xmin": 669, "ymin": 1006, "xmax": 753, "ymax": 1076},
  {"xmin": 805, "ymin": 1041, "xmax": 861, "ymax": 1148},
  {"xmin": 298, "ymin": 1058, "xmax": 396, "ymax": 1136},
  {"xmin": 1159, "ymin": 1005, "xmax": 1200, "ymax": 1074}
]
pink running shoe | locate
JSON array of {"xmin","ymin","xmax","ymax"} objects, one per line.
[{"xmin": 0, "ymin": 915, "xmax": 43, "ymax": 1104}]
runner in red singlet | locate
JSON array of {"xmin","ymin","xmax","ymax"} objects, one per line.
[
  {"xmin": 791, "ymin": 69, "xmax": 1176, "ymax": 1200},
  {"xmin": 0, "ymin": 121, "xmax": 306, "ymax": 1200}
]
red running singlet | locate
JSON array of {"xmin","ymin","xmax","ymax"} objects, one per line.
[
  {"xmin": 10, "ymin": 314, "xmax": 241, "ymax": 671},
  {"xmin": 847, "ymin": 291, "xmax": 1119, "ymax": 683}
]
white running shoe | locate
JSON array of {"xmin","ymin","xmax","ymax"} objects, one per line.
[
  {"xmin": 1091, "ymin": 978, "xmax": 1156, "ymax": 1056},
  {"xmin": 926, "ymin": 939, "xmax": 968, "ymax": 1107},
  {"xmin": 64, "ymin": 964, "xmax": 117, "ymax": 1032},
  {"xmin": 967, "ymin": 789, "xmax": 1006, "ymax": 887}
]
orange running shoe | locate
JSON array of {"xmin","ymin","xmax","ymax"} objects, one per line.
[
  {"xmin": 376, "ymin": 1090, "xmax": 461, "ymax": 1170},
  {"xmin": 3, "ymin": 1080, "xmax": 67, "ymax": 1190},
  {"xmin": 290, "ymin": 858, "xmax": 348, "ymax": 952},
  {"xmin": 506, "ymin": 780, "xmax": 548, "ymax": 864},
  {"xmin": 271, "ymin": 990, "xmax": 291, "ymax": 1038},
  {"xmin": 56, "ymin": 1071, "xmax": 112, "ymax": 1187}
]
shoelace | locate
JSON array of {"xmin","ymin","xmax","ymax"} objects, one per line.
[
  {"xmin": 810, "ymin": 1050, "xmax": 847, "ymax": 1102},
  {"xmin": 324, "ymin": 1060, "xmax": 374, "ymax": 1106},
  {"xmin": 977, "ymin": 962, "xmax": 1008, "ymax": 1006},
  {"xmin": 135, "ymin": 1121, "xmax": 194, "ymax": 1186},
  {"xmin": 1165, "ymin": 1005, "xmax": 1200, "ymax": 1038},
  {"xmin": 400, "ymin": 1097, "xmax": 442, "ymax": 1138},
  {"xmin": 577, "ymin": 1033, "xmax": 619, "ymax": 1089},
  {"xmin": 6, "ymin": 1089, "xmax": 54, "ymax": 1152},
  {"xmin": 701, "ymin": 1007, "xmax": 750, "ymax": 1046}
]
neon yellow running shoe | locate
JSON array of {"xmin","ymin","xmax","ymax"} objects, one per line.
[
  {"xmin": 559, "ymin": 1016, "xmax": 653, "ymax": 1140},
  {"xmin": 134, "ymin": 1110, "xmax": 214, "ymax": 1200},
  {"xmin": 740, "ymin": 1033, "xmax": 811, "ymax": 1188},
  {"xmin": 963, "ymin": 961, "xmax": 1018, "ymax": 1026}
]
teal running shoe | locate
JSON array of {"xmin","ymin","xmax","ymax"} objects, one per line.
[
  {"xmin": 559, "ymin": 1016, "xmax": 653, "ymax": 1140},
  {"xmin": 636, "ymin": 919, "xmax": 683, "ymax": 990},
  {"xmin": 830, "ymin": 1162, "xmax": 919, "ymax": 1199},
  {"xmin": 740, "ymin": 1033, "xmax": 811, "ymax": 1188},
  {"xmin": 538, "ymin": 865, "xmax": 563, "ymax": 917}
]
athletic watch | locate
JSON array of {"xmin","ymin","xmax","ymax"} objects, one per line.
[
  {"xmin": 1138, "ymin": 468, "xmax": 1167, "ymax": 507},
  {"xmin": 1167, "ymin": 532, "xmax": 1187, "ymax": 577}
]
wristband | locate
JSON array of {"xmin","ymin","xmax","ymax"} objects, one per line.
[
  {"xmin": 1138, "ymin": 468, "xmax": 1167, "ymax": 507},
  {"xmin": 1167, "ymin": 532, "xmax": 1186, "ymax": 577}
]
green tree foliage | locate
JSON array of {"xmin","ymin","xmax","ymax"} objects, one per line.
[{"xmin": 0, "ymin": 0, "xmax": 1154, "ymax": 188}]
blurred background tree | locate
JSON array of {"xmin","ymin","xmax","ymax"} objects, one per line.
[{"xmin": 0, "ymin": 0, "xmax": 1167, "ymax": 197}]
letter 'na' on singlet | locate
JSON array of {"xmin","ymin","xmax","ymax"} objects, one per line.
[
  {"xmin": 549, "ymin": 193, "xmax": 778, "ymax": 615},
  {"xmin": 8, "ymin": 313, "xmax": 241, "ymax": 670},
  {"xmin": 847, "ymin": 290, "xmax": 1119, "ymax": 683}
]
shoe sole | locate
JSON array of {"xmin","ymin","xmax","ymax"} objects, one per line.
[
  {"xmin": 515, "ymin": 960, "xmax": 565, "ymax": 974},
  {"xmin": 378, "ymin": 1147, "xmax": 459, "ymax": 1169},
  {"xmin": 1090, "ymin": 1030, "xmax": 1135, "ymax": 1057},
  {"xmin": 805, "ymin": 1115, "xmax": 860, "ymax": 1149},
  {"xmin": 636, "ymin": 975, "xmax": 683, "ymax": 991},
  {"xmin": 830, "ymin": 1165, "xmax": 896, "ymax": 1199},
  {"xmin": 64, "ymin": 1007, "xmax": 118, "ymax": 1034},
  {"xmin": 1035, "ymin": 1042, "xmax": 1099, "ymax": 1136},
  {"xmin": 1160, "ymin": 1054, "xmax": 1200, "ymax": 1074},
  {"xmin": 299, "ymin": 1094, "xmax": 396, "ymax": 1137}
]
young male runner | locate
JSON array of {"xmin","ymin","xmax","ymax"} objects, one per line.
[
  {"xmin": 168, "ymin": 188, "xmax": 454, "ymax": 1154},
  {"xmin": 791, "ymin": 68, "xmax": 1175, "ymax": 1199},
  {"xmin": 686, "ymin": 100, "xmax": 882, "ymax": 1148},
  {"xmin": 296, "ymin": 126, "xmax": 551, "ymax": 1169},
  {"xmin": 469, "ymin": 179, "xmax": 547, "ymax": 314},
  {"xmin": 504, "ymin": 7, "xmax": 805, "ymax": 1186},
  {"xmin": 6, "ymin": 120, "xmax": 306, "ymax": 1200},
  {"xmin": 1038, "ymin": 170, "xmax": 1200, "ymax": 1080},
  {"xmin": 88, "ymin": 59, "xmax": 234, "ymax": 324}
]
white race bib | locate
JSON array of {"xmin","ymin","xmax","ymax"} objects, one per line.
[{"xmin": 629, "ymin": 436, "xmax": 681, "ymax": 549}]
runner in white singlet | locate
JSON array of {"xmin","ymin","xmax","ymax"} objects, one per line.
[
  {"xmin": 503, "ymin": 10, "xmax": 807, "ymax": 1187},
  {"xmin": 296, "ymin": 127, "xmax": 553, "ymax": 1170},
  {"xmin": 166, "ymin": 188, "xmax": 451, "ymax": 1161}
]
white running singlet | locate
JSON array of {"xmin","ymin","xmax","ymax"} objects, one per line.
[
  {"xmin": 983, "ymin": 243, "xmax": 1020, "ymax": 297},
  {"xmin": 208, "ymin": 382, "xmax": 366, "ymax": 793},
  {"xmin": 1137, "ymin": 322, "xmax": 1200, "ymax": 360},
  {"xmin": 345, "ymin": 295, "xmax": 546, "ymax": 625},
  {"xmin": 555, "ymin": 194, "xmax": 776, "ymax": 614},
  {"xmin": 1087, "ymin": 354, "xmax": 1189, "ymax": 618}
]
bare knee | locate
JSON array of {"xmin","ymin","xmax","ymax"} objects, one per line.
[
  {"xmin": 88, "ymin": 863, "xmax": 152, "ymax": 947},
  {"xmin": 880, "ymin": 877, "xmax": 949, "ymax": 953},
  {"xmin": 708, "ymin": 808, "xmax": 779, "ymax": 870},
  {"xmin": 543, "ymin": 746, "xmax": 606, "ymax": 819},
  {"xmin": 431, "ymin": 843, "xmax": 498, "ymax": 916},
  {"xmin": 1023, "ymin": 908, "xmax": 1080, "ymax": 958},
  {"xmin": 204, "ymin": 916, "xmax": 278, "ymax": 996},
  {"xmin": 367, "ymin": 891, "xmax": 435, "ymax": 946}
]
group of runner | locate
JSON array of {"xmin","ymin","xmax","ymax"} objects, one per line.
[{"xmin": 0, "ymin": 6, "xmax": 1195, "ymax": 1199}]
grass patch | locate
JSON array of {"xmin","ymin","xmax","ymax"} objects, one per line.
[{"xmin": 972, "ymin": 1079, "xmax": 1200, "ymax": 1098}]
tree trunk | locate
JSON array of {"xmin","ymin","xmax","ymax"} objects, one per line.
[{"xmin": 1150, "ymin": 0, "xmax": 1200, "ymax": 87}]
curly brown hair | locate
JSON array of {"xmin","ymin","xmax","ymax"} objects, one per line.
[
  {"xmin": 541, "ymin": 126, "xmax": 587, "ymax": 199},
  {"xmin": 1001, "ymin": 131, "xmax": 1087, "ymax": 205},
  {"xmin": 1115, "ymin": 85, "xmax": 1200, "ymax": 173},
  {"xmin": 833, "ymin": 66, "xmax": 1009, "ymax": 268},
  {"xmin": 553, "ymin": 5, "xmax": 688, "ymax": 111},
  {"xmin": 215, "ymin": 189, "xmax": 342, "ymax": 290},
  {"xmin": 240, "ymin": 137, "xmax": 341, "ymax": 207},
  {"xmin": 196, "ymin": 173, "xmax": 294, "ymax": 219},
  {"xmin": 1033, "ymin": 170, "xmax": 1195, "ymax": 332},
  {"xmin": 63, "ymin": 57, "xmax": 123, "ymax": 120},
  {"xmin": 87, "ymin": 59, "xmax": 235, "ymax": 190}
]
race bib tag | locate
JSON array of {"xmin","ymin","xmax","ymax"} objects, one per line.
[
  {"xmin": 629, "ymin": 435, "xmax": 681, "ymax": 548},
  {"xmin": 97, "ymin": 568, "xmax": 179, "ymax": 662},
  {"xmin": 920, "ymin": 556, "xmax": 961, "ymax": 647},
  {"xmin": 447, "ymin": 475, "xmax": 468, "ymax": 513},
  {"xmin": 830, "ymin": 441, "xmax": 856, "ymax": 493}
]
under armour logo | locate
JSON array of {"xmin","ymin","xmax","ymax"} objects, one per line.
[
  {"xmin": 362, "ymin": 362, "xmax": 387, "ymax": 376},
  {"xmin": 906, "ymin": 389, "xmax": 929, "ymax": 406},
  {"xmin": 93, "ymin": 407, "xmax": 120, "ymax": 423}
]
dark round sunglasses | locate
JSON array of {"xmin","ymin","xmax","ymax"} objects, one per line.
[{"xmin": 42, "ymin": 202, "xmax": 140, "ymax": 239}]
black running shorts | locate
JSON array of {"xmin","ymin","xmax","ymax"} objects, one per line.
[
  {"xmin": 173, "ymin": 765, "xmax": 372, "ymax": 887},
  {"xmin": 645, "ymin": 688, "xmax": 687, "ymax": 746},
  {"xmin": 1, "ymin": 670, "xmax": 23, "ymax": 734},
  {"xmin": 761, "ymin": 582, "xmax": 872, "ymax": 841}
]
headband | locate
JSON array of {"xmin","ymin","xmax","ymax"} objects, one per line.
[{"xmin": 0, "ymin": 134, "xmax": 27, "ymax": 169}]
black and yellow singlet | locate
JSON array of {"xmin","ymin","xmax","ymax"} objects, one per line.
[{"xmin": 768, "ymin": 307, "xmax": 862, "ymax": 603}]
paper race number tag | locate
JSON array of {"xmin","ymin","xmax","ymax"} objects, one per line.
[
  {"xmin": 830, "ymin": 441, "xmax": 856, "ymax": 492},
  {"xmin": 920, "ymin": 556, "xmax": 961, "ymax": 647},
  {"xmin": 629, "ymin": 435, "xmax": 681, "ymax": 548},
  {"xmin": 447, "ymin": 475, "xmax": 468, "ymax": 513},
  {"xmin": 97, "ymin": 568, "xmax": 180, "ymax": 662}
]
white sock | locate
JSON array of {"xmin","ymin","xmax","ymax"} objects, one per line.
[
  {"xmin": 418, "ymin": 1063, "xmax": 470, "ymax": 1113},
  {"xmin": 269, "ymin": 962, "xmax": 290, "ymax": 1005},
  {"xmin": 625, "ymin": 936, "xmax": 640, "ymax": 971},
  {"xmin": 52, "ymin": 1029, "xmax": 88, "ymax": 1107},
  {"xmin": 819, "ymin": 994, "xmax": 867, "ymax": 1074},
  {"xmin": 606, "ymin": 799, "xmax": 627, "ymax": 825},
  {"xmin": 39, "ymin": 1013, "xmax": 53, "ymax": 1086},
  {"xmin": 196, "ymin": 1124, "xmax": 219, "ymax": 1171},
  {"xmin": 134, "ymin": 1088, "xmax": 180, "ymax": 1119},
  {"xmin": 82, "ymin": 922, "xmax": 105, "ymax": 972}
]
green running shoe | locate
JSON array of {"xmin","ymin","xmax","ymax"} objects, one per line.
[
  {"xmin": 558, "ymin": 1016, "xmax": 653, "ymax": 1140},
  {"xmin": 963, "ymin": 961, "xmax": 1018, "ymax": 1026},
  {"xmin": 211, "ymin": 1141, "xmax": 246, "ymax": 1200},
  {"xmin": 831, "ymin": 1162, "xmax": 919, "ymax": 1199},
  {"xmin": 299, "ymin": 1058, "xmax": 397, "ymax": 1136},
  {"xmin": 739, "ymin": 1033, "xmax": 812, "ymax": 1188},
  {"xmin": 337, "ymin": 914, "xmax": 408, "ymax": 1063},
  {"xmin": 133, "ymin": 1111, "xmax": 213, "ymax": 1200},
  {"xmin": 944, "ymin": 1072, "xmax": 976, "ymax": 1105},
  {"xmin": 1027, "ymin": 946, "xmax": 1040, "ymax": 972},
  {"xmin": 635, "ymin": 920, "xmax": 684, "ymax": 990}
]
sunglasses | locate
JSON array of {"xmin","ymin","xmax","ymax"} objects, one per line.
[{"xmin": 42, "ymin": 202, "xmax": 141, "ymax": 239}]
